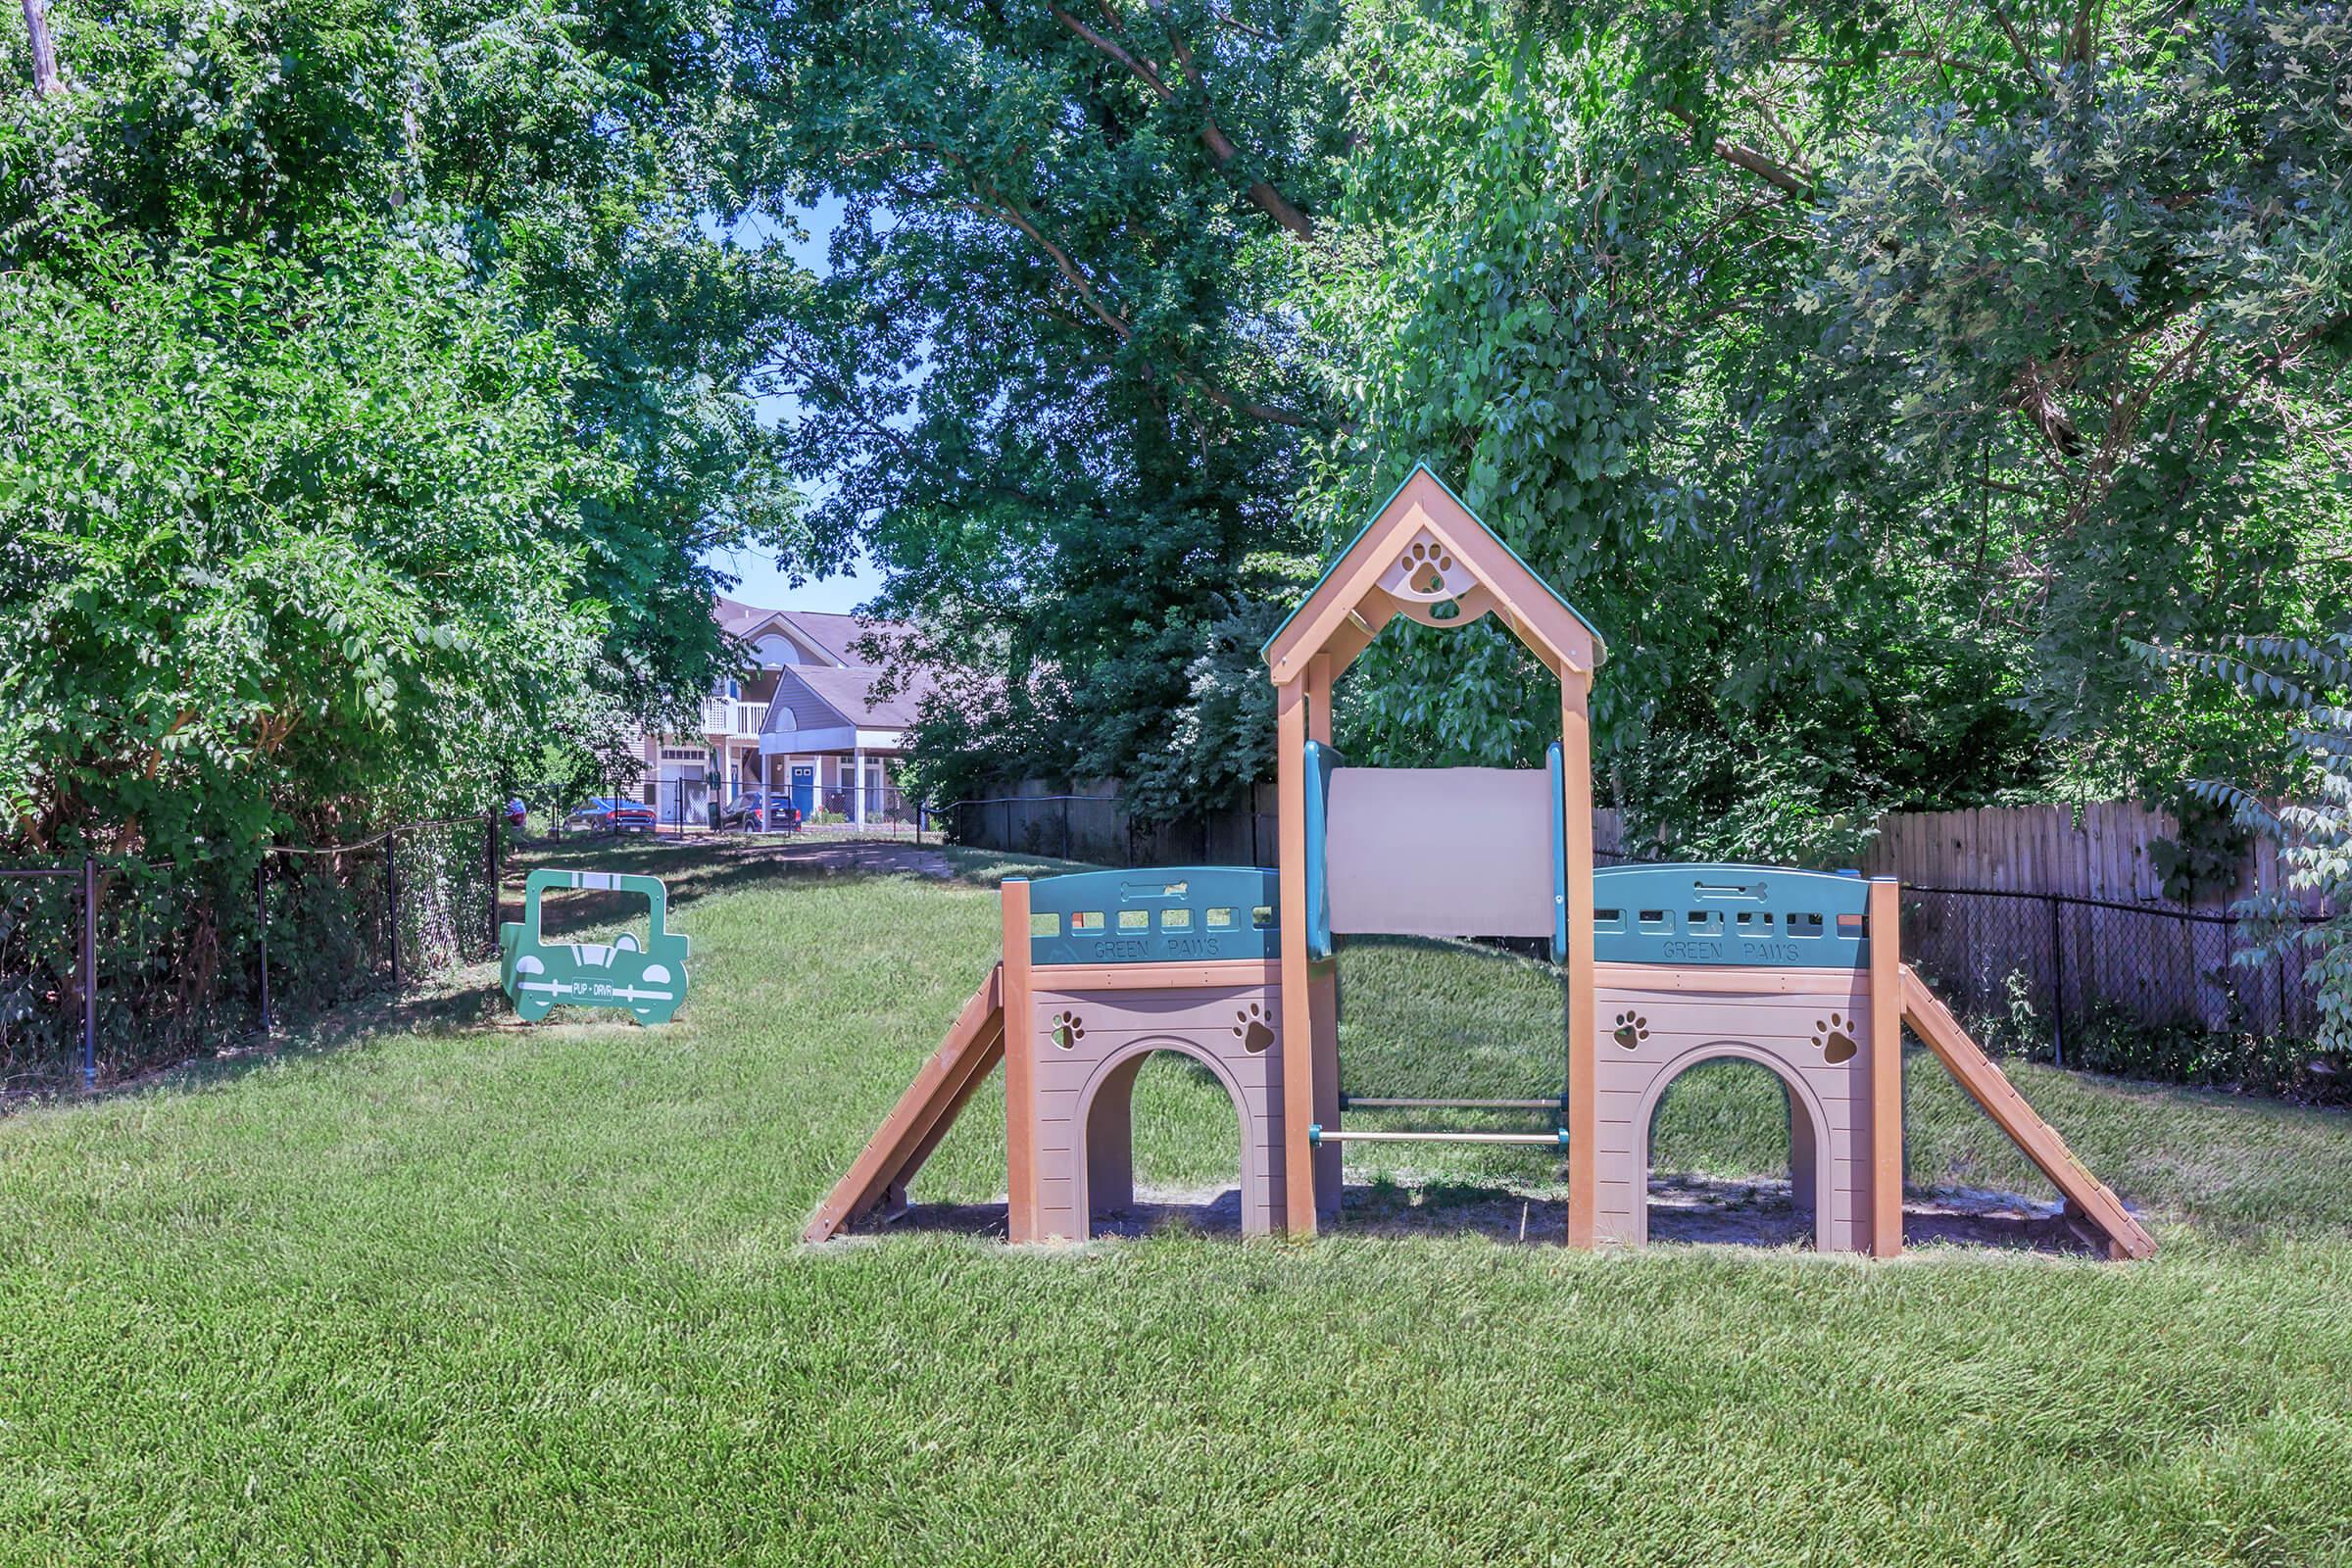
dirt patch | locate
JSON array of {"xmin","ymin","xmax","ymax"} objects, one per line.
[
  {"xmin": 558, "ymin": 834, "xmax": 953, "ymax": 881},
  {"xmin": 760, "ymin": 840, "xmax": 955, "ymax": 880},
  {"xmin": 875, "ymin": 1175, "xmax": 2104, "ymax": 1255}
]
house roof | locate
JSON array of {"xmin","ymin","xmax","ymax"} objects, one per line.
[
  {"xmin": 716, "ymin": 593, "xmax": 938, "ymax": 744},
  {"xmin": 775, "ymin": 610, "xmax": 888, "ymax": 666},
  {"xmin": 713, "ymin": 597, "xmax": 905, "ymax": 669},
  {"xmin": 770, "ymin": 663, "xmax": 934, "ymax": 733},
  {"xmin": 713, "ymin": 595, "xmax": 775, "ymax": 638}
]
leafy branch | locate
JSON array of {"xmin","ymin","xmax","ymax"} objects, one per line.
[{"xmin": 1046, "ymin": 0, "xmax": 1316, "ymax": 237}]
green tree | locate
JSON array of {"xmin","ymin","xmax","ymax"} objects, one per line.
[
  {"xmin": 1, "ymin": 0, "xmax": 812, "ymax": 760},
  {"xmin": 2148, "ymin": 632, "xmax": 2352, "ymax": 1052},
  {"xmin": 0, "ymin": 227, "xmax": 619, "ymax": 858},
  {"xmin": 1310, "ymin": 0, "xmax": 2352, "ymax": 855},
  {"xmin": 758, "ymin": 0, "xmax": 1348, "ymax": 814}
]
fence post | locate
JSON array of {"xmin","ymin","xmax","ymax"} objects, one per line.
[
  {"xmin": 486, "ymin": 812, "xmax": 500, "ymax": 958},
  {"xmin": 386, "ymin": 828, "xmax": 401, "ymax": 990},
  {"xmin": 79, "ymin": 856, "xmax": 97, "ymax": 1090},
  {"xmin": 256, "ymin": 858, "xmax": 272, "ymax": 1034},
  {"xmin": 2273, "ymin": 915, "xmax": 2288, "ymax": 1037},
  {"xmin": 1062, "ymin": 798, "xmax": 1071, "ymax": 861},
  {"xmin": 2047, "ymin": 894, "xmax": 2064, "ymax": 1068}
]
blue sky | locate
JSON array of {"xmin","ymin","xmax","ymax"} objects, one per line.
[{"xmin": 700, "ymin": 195, "xmax": 878, "ymax": 616}]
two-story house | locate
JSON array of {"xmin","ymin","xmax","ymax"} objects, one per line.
[{"xmin": 627, "ymin": 597, "xmax": 924, "ymax": 826}]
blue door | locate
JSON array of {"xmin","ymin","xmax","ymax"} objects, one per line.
[{"xmin": 791, "ymin": 764, "xmax": 815, "ymax": 817}]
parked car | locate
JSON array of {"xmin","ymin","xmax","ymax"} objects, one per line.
[
  {"xmin": 720, "ymin": 790, "xmax": 801, "ymax": 833},
  {"xmin": 564, "ymin": 796, "xmax": 657, "ymax": 834}
]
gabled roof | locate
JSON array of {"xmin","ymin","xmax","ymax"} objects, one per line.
[
  {"xmin": 1261, "ymin": 463, "xmax": 1606, "ymax": 684},
  {"xmin": 714, "ymin": 597, "xmax": 904, "ymax": 669},
  {"xmin": 774, "ymin": 610, "xmax": 890, "ymax": 666},
  {"xmin": 769, "ymin": 663, "xmax": 934, "ymax": 733},
  {"xmin": 714, "ymin": 595, "xmax": 774, "ymax": 638}
]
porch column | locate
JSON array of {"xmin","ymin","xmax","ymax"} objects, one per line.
[{"xmin": 852, "ymin": 745, "xmax": 867, "ymax": 826}]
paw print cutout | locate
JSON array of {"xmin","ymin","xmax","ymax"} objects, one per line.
[
  {"xmin": 1233, "ymin": 1002, "xmax": 1275, "ymax": 1054},
  {"xmin": 1613, "ymin": 1011, "xmax": 1649, "ymax": 1051},
  {"xmin": 1050, "ymin": 1010, "xmax": 1086, "ymax": 1050},
  {"xmin": 1399, "ymin": 538, "xmax": 1455, "ymax": 595},
  {"xmin": 1813, "ymin": 1012, "xmax": 1857, "ymax": 1064}
]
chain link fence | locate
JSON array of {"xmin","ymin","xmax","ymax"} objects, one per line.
[
  {"xmin": 1901, "ymin": 885, "xmax": 2333, "ymax": 1090},
  {"xmin": 1, "ymin": 816, "xmax": 501, "ymax": 1097},
  {"xmin": 945, "ymin": 792, "xmax": 1277, "ymax": 867},
  {"xmin": 806, "ymin": 782, "xmax": 925, "ymax": 834}
]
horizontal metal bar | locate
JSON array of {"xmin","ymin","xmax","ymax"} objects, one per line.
[
  {"xmin": 1341, "ymin": 1096, "xmax": 1564, "ymax": 1111},
  {"xmin": 0, "ymin": 867, "xmax": 79, "ymax": 878},
  {"xmin": 1907, "ymin": 884, "xmax": 2327, "ymax": 924},
  {"xmin": 1308, "ymin": 1125, "xmax": 1567, "ymax": 1147}
]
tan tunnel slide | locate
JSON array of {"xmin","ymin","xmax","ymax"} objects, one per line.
[
  {"xmin": 1901, "ymin": 965, "xmax": 2156, "ymax": 1259},
  {"xmin": 803, "ymin": 964, "xmax": 1005, "ymax": 1243}
]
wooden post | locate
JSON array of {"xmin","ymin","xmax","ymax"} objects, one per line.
[
  {"xmin": 1304, "ymin": 653, "xmax": 1342, "ymax": 1212},
  {"xmin": 1275, "ymin": 677, "xmax": 1315, "ymax": 1234},
  {"xmin": 1868, "ymin": 876, "xmax": 1903, "ymax": 1258},
  {"xmin": 1559, "ymin": 671, "xmax": 1599, "ymax": 1246},
  {"xmin": 1000, "ymin": 878, "xmax": 1038, "ymax": 1242}
]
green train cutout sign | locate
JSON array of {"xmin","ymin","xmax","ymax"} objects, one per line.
[{"xmin": 499, "ymin": 868, "xmax": 690, "ymax": 1025}]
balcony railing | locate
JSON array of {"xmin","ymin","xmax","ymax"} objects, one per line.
[{"xmin": 699, "ymin": 699, "xmax": 769, "ymax": 737}]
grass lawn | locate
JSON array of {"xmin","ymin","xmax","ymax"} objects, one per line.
[{"xmin": 2, "ymin": 837, "xmax": 2349, "ymax": 1565}]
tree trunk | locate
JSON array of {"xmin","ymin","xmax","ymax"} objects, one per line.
[{"xmin": 22, "ymin": 0, "xmax": 63, "ymax": 96}]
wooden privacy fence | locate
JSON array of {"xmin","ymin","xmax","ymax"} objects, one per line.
[
  {"xmin": 1893, "ymin": 885, "xmax": 2326, "ymax": 1058},
  {"xmin": 1599, "ymin": 802, "xmax": 2332, "ymax": 1052},
  {"xmin": 1866, "ymin": 804, "xmax": 2326, "ymax": 1053},
  {"xmin": 972, "ymin": 790, "xmax": 2311, "ymax": 909},
  {"xmin": 956, "ymin": 788, "xmax": 2333, "ymax": 1049}
]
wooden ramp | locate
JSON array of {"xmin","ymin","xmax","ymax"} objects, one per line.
[
  {"xmin": 803, "ymin": 964, "xmax": 1005, "ymax": 1243},
  {"xmin": 1900, "ymin": 965, "xmax": 2156, "ymax": 1259}
]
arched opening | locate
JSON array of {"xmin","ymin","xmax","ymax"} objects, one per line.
[
  {"xmin": 1074, "ymin": 1040, "xmax": 1253, "ymax": 1237},
  {"xmin": 1640, "ymin": 1047, "xmax": 1832, "ymax": 1248}
]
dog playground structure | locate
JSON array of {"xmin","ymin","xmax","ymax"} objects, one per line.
[{"xmin": 805, "ymin": 466, "xmax": 2154, "ymax": 1259}]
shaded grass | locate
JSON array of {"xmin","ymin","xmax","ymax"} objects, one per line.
[{"xmin": 0, "ymin": 841, "xmax": 2347, "ymax": 1564}]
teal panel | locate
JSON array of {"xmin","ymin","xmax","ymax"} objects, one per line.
[
  {"xmin": 500, "ymin": 867, "xmax": 691, "ymax": 1024},
  {"xmin": 1547, "ymin": 742, "xmax": 1567, "ymax": 963},
  {"xmin": 1302, "ymin": 740, "xmax": 1343, "ymax": 960},
  {"xmin": 1023, "ymin": 867, "xmax": 1280, "ymax": 967},
  {"xmin": 1591, "ymin": 864, "xmax": 1875, "ymax": 969}
]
